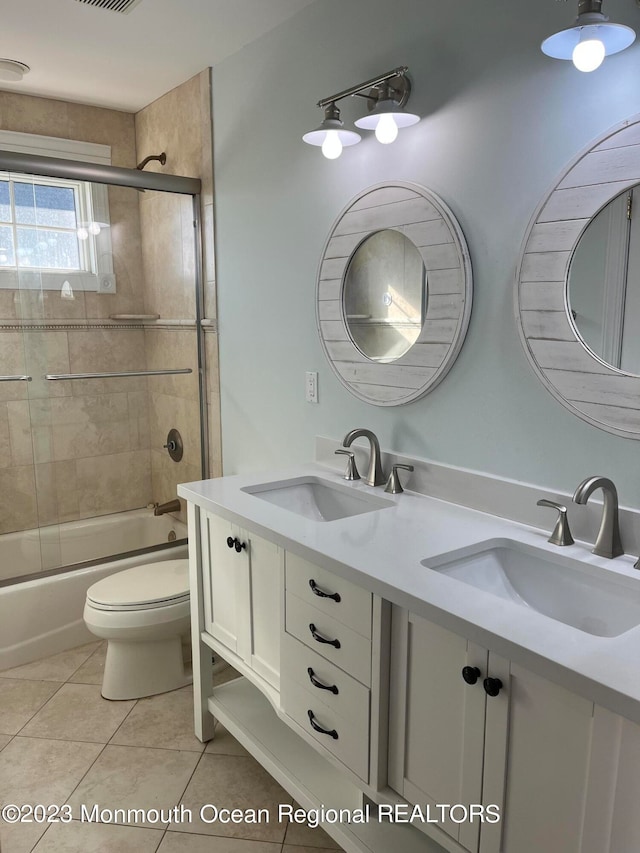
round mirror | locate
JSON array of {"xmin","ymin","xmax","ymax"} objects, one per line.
[
  {"xmin": 343, "ymin": 229, "xmax": 427, "ymax": 363},
  {"xmin": 516, "ymin": 113, "xmax": 640, "ymax": 439},
  {"xmin": 317, "ymin": 182, "xmax": 472, "ymax": 407},
  {"xmin": 568, "ymin": 187, "xmax": 640, "ymax": 375}
]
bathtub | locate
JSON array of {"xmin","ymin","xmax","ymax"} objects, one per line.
[{"xmin": 0, "ymin": 508, "xmax": 188, "ymax": 671}]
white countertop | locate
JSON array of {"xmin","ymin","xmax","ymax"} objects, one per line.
[{"xmin": 179, "ymin": 464, "xmax": 640, "ymax": 725}]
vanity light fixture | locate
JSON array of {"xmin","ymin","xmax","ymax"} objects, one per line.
[
  {"xmin": 303, "ymin": 66, "xmax": 419, "ymax": 159},
  {"xmin": 541, "ymin": 0, "xmax": 636, "ymax": 72}
]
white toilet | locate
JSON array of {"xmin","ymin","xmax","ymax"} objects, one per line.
[{"xmin": 83, "ymin": 559, "xmax": 191, "ymax": 700}]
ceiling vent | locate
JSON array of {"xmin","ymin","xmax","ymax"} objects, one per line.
[{"xmin": 75, "ymin": 0, "xmax": 143, "ymax": 13}]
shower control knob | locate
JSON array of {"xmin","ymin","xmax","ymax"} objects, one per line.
[{"xmin": 226, "ymin": 537, "xmax": 235, "ymax": 549}]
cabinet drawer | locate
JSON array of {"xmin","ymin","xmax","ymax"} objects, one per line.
[
  {"xmin": 285, "ymin": 592, "xmax": 372, "ymax": 685},
  {"xmin": 281, "ymin": 677, "xmax": 369, "ymax": 782},
  {"xmin": 285, "ymin": 552, "xmax": 372, "ymax": 639},
  {"xmin": 281, "ymin": 631, "xmax": 370, "ymax": 724}
]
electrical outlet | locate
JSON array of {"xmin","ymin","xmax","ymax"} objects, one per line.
[{"xmin": 305, "ymin": 371, "xmax": 318, "ymax": 403}]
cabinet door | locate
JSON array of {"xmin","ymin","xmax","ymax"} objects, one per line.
[
  {"xmin": 481, "ymin": 657, "xmax": 595, "ymax": 853},
  {"xmin": 246, "ymin": 529, "xmax": 282, "ymax": 691},
  {"xmin": 389, "ymin": 611, "xmax": 488, "ymax": 851},
  {"xmin": 201, "ymin": 511, "xmax": 246, "ymax": 654}
]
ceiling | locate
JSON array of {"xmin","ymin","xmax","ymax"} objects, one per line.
[{"xmin": 0, "ymin": 0, "xmax": 316, "ymax": 112}]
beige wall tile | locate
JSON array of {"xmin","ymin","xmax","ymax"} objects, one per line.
[
  {"xmin": 34, "ymin": 461, "xmax": 79, "ymax": 525},
  {"xmin": 144, "ymin": 329, "xmax": 199, "ymax": 401},
  {"xmin": 7, "ymin": 400, "xmax": 33, "ymax": 466},
  {"xmin": 0, "ymin": 404, "xmax": 10, "ymax": 468},
  {"xmin": 208, "ymin": 403, "xmax": 223, "ymax": 478},
  {"xmin": 23, "ymin": 331, "xmax": 72, "ymax": 399},
  {"xmin": 0, "ymin": 289, "xmax": 19, "ymax": 321},
  {"xmin": 0, "ymin": 465, "xmax": 37, "ymax": 533},
  {"xmin": 76, "ymin": 450, "xmax": 151, "ymax": 518},
  {"xmin": 0, "ymin": 332, "xmax": 28, "ymax": 403}
]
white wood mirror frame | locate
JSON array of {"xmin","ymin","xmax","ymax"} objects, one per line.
[
  {"xmin": 316, "ymin": 181, "xmax": 473, "ymax": 406},
  {"xmin": 516, "ymin": 115, "xmax": 640, "ymax": 439}
]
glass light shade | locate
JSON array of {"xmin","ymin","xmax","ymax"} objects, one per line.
[
  {"xmin": 354, "ymin": 98, "xmax": 420, "ymax": 140},
  {"xmin": 542, "ymin": 21, "xmax": 635, "ymax": 62},
  {"xmin": 303, "ymin": 118, "xmax": 361, "ymax": 159}
]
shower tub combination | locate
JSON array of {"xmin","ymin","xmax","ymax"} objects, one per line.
[
  {"xmin": 0, "ymin": 145, "xmax": 208, "ymax": 674},
  {"xmin": 0, "ymin": 509, "xmax": 187, "ymax": 671}
]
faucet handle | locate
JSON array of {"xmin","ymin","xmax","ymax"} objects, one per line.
[
  {"xmin": 385, "ymin": 464, "xmax": 414, "ymax": 495},
  {"xmin": 335, "ymin": 449, "xmax": 360, "ymax": 481},
  {"xmin": 537, "ymin": 499, "xmax": 574, "ymax": 547}
]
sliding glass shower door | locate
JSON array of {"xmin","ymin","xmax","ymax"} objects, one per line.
[{"xmin": 0, "ymin": 165, "xmax": 205, "ymax": 584}]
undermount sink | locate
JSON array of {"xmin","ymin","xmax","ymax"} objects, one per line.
[
  {"xmin": 423, "ymin": 538, "xmax": 640, "ymax": 638},
  {"xmin": 241, "ymin": 476, "xmax": 393, "ymax": 522}
]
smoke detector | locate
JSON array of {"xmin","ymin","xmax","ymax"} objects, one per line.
[
  {"xmin": 75, "ymin": 0, "xmax": 144, "ymax": 13},
  {"xmin": 0, "ymin": 59, "xmax": 30, "ymax": 82}
]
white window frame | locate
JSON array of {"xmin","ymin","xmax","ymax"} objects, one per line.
[{"xmin": 0, "ymin": 130, "xmax": 116, "ymax": 293}]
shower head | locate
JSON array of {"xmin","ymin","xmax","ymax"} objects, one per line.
[{"xmin": 136, "ymin": 152, "xmax": 167, "ymax": 171}]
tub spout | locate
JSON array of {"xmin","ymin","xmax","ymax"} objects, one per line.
[{"xmin": 153, "ymin": 499, "xmax": 181, "ymax": 516}]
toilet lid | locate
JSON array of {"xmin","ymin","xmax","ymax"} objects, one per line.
[{"xmin": 87, "ymin": 560, "xmax": 189, "ymax": 609}]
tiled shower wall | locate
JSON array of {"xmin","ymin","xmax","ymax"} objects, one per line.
[
  {"xmin": 0, "ymin": 72, "xmax": 221, "ymax": 537},
  {"xmin": 135, "ymin": 69, "xmax": 222, "ymax": 525}
]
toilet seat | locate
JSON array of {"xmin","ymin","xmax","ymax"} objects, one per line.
[{"xmin": 86, "ymin": 559, "xmax": 189, "ymax": 611}]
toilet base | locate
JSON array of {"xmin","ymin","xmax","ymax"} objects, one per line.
[{"xmin": 102, "ymin": 636, "xmax": 191, "ymax": 700}]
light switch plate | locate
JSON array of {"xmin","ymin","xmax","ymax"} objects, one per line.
[{"xmin": 305, "ymin": 371, "xmax": 318, "ymax": 403}]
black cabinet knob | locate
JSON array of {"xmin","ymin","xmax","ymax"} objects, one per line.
[
  {"xmin": 462, "ymin": 666, "xmax": 481, "ymax": 685},
  {"xmin": 226, "ymin": 536, "xmax": 246, "ymax": 553},
  {"xmin": 483, "ymin": 677, "xmax": 503, "ymax": 697}
]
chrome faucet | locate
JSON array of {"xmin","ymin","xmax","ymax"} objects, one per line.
[
  {"xmin": 342, "ymin": 428, "xmax": 386, "ymax": 487},
  {"xmin": 573, "ymin": 476, "xmax": 623, "ymax": 559},
  {"xmin": 153, "ymin": 499, "xmax": 181, "ymax": 516}
]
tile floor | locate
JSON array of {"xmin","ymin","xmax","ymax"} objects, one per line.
[{"xmin": 0, "ymin": 642, "xmax": 344, "ymax": 853}]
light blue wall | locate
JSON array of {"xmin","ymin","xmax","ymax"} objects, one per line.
[{"xmin": 211, "ymin": 0, "xmax": 640, "ymax": 508}]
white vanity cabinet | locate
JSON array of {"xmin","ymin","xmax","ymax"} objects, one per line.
[
  {"xmin": 388, "ymin": 609, "xmax": 640, "ymax": 853},
  {"xmin": 199, "ymin": 509, "xmax": 282, "ymax": 692}
]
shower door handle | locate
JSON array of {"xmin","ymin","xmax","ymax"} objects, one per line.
[{"xmin": 0, "ymin": 375, "xmax": 32, "ymax": 382}]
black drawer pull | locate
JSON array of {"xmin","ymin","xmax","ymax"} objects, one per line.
[
  {"xmin": 307, "ymin": 667, "xmax": 339, "ymax": 694},
  {"xmin": 309, "ymin": 623, "xmax": 341, "ymax": 649},
  {"xmin": 226, "ymin": 536, "xmax": 235, "ymax": 549},
  {"xmin": 309, "ymin": 579, "xmax": 341, "ymax": 602},
  {"xmin": 307, "ymin": 709, "xmax": 338, "ymax": 740}
]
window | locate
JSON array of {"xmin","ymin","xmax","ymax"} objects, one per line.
[{"xmin": 0, "ymin": 131, "xmax": 116, "ymax": 293}]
